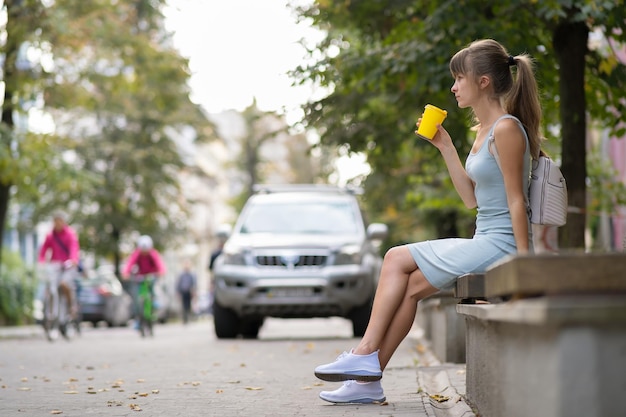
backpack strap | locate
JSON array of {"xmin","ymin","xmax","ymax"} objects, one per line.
[
  {"xmin": 488, "ymin": 114, "xmax": 526, "ymax": 167},
  {"xmin": 52, "ymin": 231, "xmax": 70, "ymax": 256},
  {"xmin": 488, "ymin": 115, "xmax": 531, "ymax": 213}
]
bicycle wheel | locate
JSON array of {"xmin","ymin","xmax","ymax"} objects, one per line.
[
  {"xmin": 42, "ymin": 290, "xmax": 56, "ymax": 342},
  {"xmin": 145, "ymin": 297, "xmax": 154, "ymax": 337},
  {"xmin": 138, "ymin": 292, "xmax": 146, "ymax": 337},
  {"xmin": 142, "ymin": 296, "xmax": 154, "ymax": 337},
  {"xmin": 58, "ymin": 292, "xmax": 70, "ymax": 340}
]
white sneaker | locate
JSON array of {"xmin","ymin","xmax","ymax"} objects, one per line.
[
  {"xmin": 314, "ymin": 349, "xmax": 382, "ymax": 382},
  {"xmin": 319, "ymin": 380, "xmax": 386, "ymax": 404}
]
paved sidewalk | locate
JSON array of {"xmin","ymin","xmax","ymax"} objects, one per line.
[{"xmin": 0, "ymin": 323, "xmax": 475, "ymax": 417}]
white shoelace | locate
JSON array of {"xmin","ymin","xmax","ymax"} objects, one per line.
[{"xmin": 333, "ymin": 351, "xmax": 350, "ymax": 362}]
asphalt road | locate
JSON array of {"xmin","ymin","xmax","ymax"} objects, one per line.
[{"xmin": 0, "ymin": 317, "xmax": 446, "ymax": 417}]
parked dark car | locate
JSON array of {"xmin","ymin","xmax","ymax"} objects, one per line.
[{"xmin": 78, "ymin": 267, "xmax": 132, "ymax": 327}]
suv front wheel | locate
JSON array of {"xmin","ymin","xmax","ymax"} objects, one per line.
[
  {"xmin": 213, "ymin": 301, "xmax": 241, "ymax": 339},
  {"xmin": 349, "ymin": 298, "xmax": 373, "ymax": 337}
]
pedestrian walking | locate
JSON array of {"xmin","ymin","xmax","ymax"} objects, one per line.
[{"xmin": 176, "ymin": 260, "xmax": 197, "ymax": 324}]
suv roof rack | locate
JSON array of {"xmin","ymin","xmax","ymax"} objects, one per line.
[{"xmin": 252, "ymin": 184, "xmax": 363, "ymax": 195}]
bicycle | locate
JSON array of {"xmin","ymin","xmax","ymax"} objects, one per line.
[
  {"xmin": 132, "ymin": 274, "xmax": 156, "ymax": 337},
  {"xmin": 41, "ymin": 262, "xmax": 77, "ymax": 341}
]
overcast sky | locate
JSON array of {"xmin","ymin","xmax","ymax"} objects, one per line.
[
  {"xmin": 163, "ymin": 0, "xmax": 370, "ymax": 183},
  {"xmin": 164, "ymin": 0, "xmax": 323, "ymax": 123}
]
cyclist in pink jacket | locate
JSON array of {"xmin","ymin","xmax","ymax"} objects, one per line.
[
  {"xmin": 121, "ymin": 235, "xmax": 166, "ymax": 279},
  {"xmin": 38, "ymin": 211, "xmax": 81, "ymax": 319},
  {"xmin": 121, "ymin": 235, "xmax": 166, "ymax": 326}
]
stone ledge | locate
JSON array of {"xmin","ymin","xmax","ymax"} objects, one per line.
[
  {"xmin": 484, "ymin": 252, "xmax": 626, "ymax": 298},
  {"xmin": 453, "ymin": 273, "xmax": 485, "ymax": 300},
  {"xmin": 457, "ymin": 294, "xmax": 626, "ymax": 325}
]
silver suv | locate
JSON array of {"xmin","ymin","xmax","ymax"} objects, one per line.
[{"xmin": 212, "ymin": 185, "xmax": 388, "ymax": 339}]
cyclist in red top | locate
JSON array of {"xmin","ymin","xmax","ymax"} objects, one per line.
[
  {"xmin": 121, "ymin": 235, "xmax": 166, "ymax": 326},
  {"xmin": 122, "ymin": 235, "xmax": 166, "ymax": 278},
  {"xmin": 38, "ymin": 211, "xmax": 81, "ymax": 319}
]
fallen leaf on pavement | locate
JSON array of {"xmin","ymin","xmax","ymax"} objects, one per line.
[
  {"xmin": 151, "ymin": 389, "xmax": 159, "ymax": 394},
  {"xmin": 138, "ymin": 392, "xmax": 149, "ymax": 397},
  {"xmin": 245, "ymin": 386, "xmax": 263, "ymax": 391},
  {"xmin": 429, "ymin": 394, "xmax": 450, "ymax": 403},
  {"xmin": 63, "ymin": 391, "xmax": 79, "ymax": 394},
  {"xmin": 50, "ymin": 410, "xmax": 63, "ymax": 414},
  {"xmin": 17, "ymin": 387, "xmax": 31, "ymax": 391},
  {"xmin": 129, "ymin": 404, "xmax": 142, "ymax": 411},
  {"xmin": 216, "ymin": 389, "xmax": 224, "ymax": 394}
]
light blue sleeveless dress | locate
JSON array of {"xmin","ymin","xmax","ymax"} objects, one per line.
[{"xmin": 408, "ymin": 115, "xmax": 532, "ymax": 290}]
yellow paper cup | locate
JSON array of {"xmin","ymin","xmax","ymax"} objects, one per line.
[{"xmin": 416, "ymin": 104, "xmax": 447, "ymax": 140}]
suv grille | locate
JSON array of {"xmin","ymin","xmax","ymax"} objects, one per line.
[{"xmin": 255, "ymin": 254, "xmax": 327, "ymax": 268}]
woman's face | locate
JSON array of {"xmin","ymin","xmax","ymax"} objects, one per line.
[
  {"xmin": 451, "ymin": 72, "xmax": 479, "ymax": 109},
  {"xmin": 53, "ymin": 217, "xmax": 65, "ymax": 231}
]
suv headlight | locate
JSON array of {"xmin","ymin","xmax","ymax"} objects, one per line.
[
  {"xmin": 334, "ymin": 244, "xmax": 363, "ymax": 265},
  {"xmin": 220, "ymin": 249, "xmax": 247, "ymax": 266}
]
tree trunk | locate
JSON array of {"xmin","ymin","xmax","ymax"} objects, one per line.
[
  {"xmin": 1, "ymin": 1, "xmax": 30, "ymax": 271},
  {"xmin": 0, "ymin": 184, "xmax": 9, "ymax": 268},
  {"xmin": 553, "ymin": 20, "xmax": 589, "ymax": 249},
  {"xmin": 0, "ymin": 49, "xmax": 16, "ymax": 273}
]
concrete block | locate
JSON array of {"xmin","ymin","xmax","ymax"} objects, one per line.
[
  {"xmin": 458, "ymin": 295, "xmax": 626, "ymax": 417},
  {"xmin": 485, "ymin": 253, "xmax": 626, "ymax": 298},
  {"xmin": 418, "ymin": 292, "xmax": 466, "ymax": 363}
]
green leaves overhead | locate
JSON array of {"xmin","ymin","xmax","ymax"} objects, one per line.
[
  {"xmin": 292, "ymin": 0, "xmax": 626, "ymax": 247},
  {"xmin": 3, "ymin": 0, "xmax": 216, "ymax": 268}
]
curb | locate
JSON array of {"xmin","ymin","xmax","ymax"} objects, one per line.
[
  {"xmin": 0, "ymin": 325, "xmax": 44, "ymax": 340},
  {"xmin": 409, "ymin": 330, "xmax": 476, "ymax": 417},
  {"xmin": 418, "ymin": 365, "xmax": 476, "ymax": 417}
]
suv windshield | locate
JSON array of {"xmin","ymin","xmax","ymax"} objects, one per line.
[{"xmin": 239, "ymin": 201, "xmax": 361, "ymax": 235}]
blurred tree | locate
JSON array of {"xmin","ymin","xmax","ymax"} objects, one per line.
[
  {"xmin": 291, "ymin": 0, "xmax": 626, "ymax": 249},
  {"xmin": 0, "ymin": 0, "xmax": 66, "ymax": 271},
  {"xmin": 45, "ymin": 0, "xmax": 216, "ymax": 273},
  {"xmin": 228, "ymin": 101, "xmax": 321, "ymax": 213},
  {"xmin": 3, "ymin": 0, "xmax": 216, "ymax": 275}
]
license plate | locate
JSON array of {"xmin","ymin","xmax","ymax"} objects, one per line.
[
  {"xmin": 267, "ymin": 288, "xmax": 313, "ymax": 298},
  {"xmin": 82, "ymin": 294, "xmax": 100, "ymax": 304}
]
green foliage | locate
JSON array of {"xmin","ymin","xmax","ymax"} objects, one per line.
[
  {"xmin": 292, "ymin": 0, "xmax": 626, "ymax": 246},
  {"xmin": 587, "ymin": 145, "xmax": 626, "ymax": 217},
  {"xmin": 0, "ymin": 249, "xmax": 36, "ymax": 325},
  {"xmin": 5, "ymin": 0, "xmax": 217, "ymax": 270}
]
